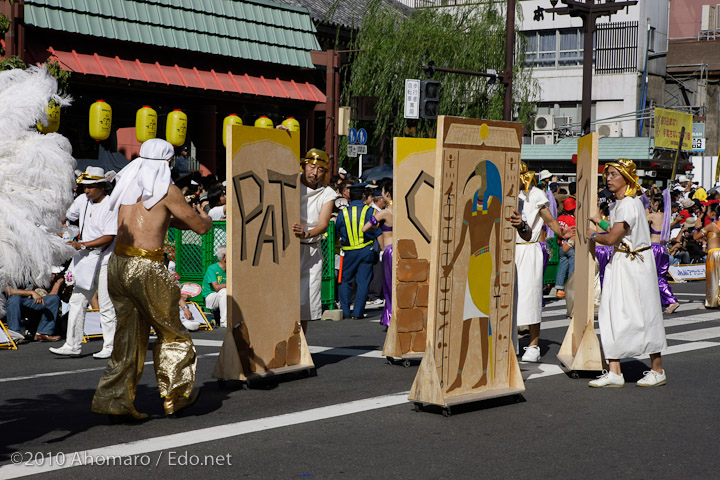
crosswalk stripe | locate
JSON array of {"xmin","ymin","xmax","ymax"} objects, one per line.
[{"xmin": 666, "ymin": 327, "xmax": 720, "ymax": 342}]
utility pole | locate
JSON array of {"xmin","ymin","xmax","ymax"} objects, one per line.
[{"xmin": 535, "ymin": 0, "xmax": 638, "ymax": 135}]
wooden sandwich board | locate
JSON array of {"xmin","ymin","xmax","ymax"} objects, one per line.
[
  {"xmin": 383, "ymin": 138, "xmax": 436, "ymax": 364},
  {"xmin": 213, "ymin": 125, "xmax": 313, "ymax": 382},
  {"xmin": 409, "ymin": 117, "xmax": 525, "ymax": 410},
  {"xmin": 557, "ymin": 132, "xmax": 606, "ymax": 374}
]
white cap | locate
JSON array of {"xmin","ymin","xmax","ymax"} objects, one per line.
[
  {"xmin": 538, "ymin": 169, "xmax": 552, "ymax": 181},
  {"xmin": 678, "ymin": 175, "xmax": 689, "ymax": 183},
  {"xmin": 339, "ymin": 167, "xmax": 348, "ymax": 175}
]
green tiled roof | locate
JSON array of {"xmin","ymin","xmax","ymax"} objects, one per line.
[
  {"xmin": 521, "ymin": 137, "xmax": 655, "ymax": 162},
  {"xmin": 24, "ymin": 0, "xmax": 321, "ymax": 68}
]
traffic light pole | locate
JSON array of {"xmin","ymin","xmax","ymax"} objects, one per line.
[{"xmin": 502, "ymin": 0, "xmax": 515, "ymax": 122}]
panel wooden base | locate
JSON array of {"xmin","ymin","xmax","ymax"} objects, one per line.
[
  {"xmin": 443, "ymin": 386, "xmax": 525, "ymax": 407},
  {"xmin": 557, "ymin": 315, "xmax": 605, "ymax": 373}
]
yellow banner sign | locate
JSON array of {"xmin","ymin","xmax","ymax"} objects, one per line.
[{"xmin": 655, "ymin": 107, "xmax": 692, "ymax": 151}]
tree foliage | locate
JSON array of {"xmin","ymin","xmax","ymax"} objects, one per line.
[{"xmin": 344, "ymin": 0, "xmax": 537, "ymax": 165}]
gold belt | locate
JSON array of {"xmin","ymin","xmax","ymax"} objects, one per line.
[
  {"xmin": 614, "ymin": 244, "xmax": 651, "ymax": 261},
  {"xmin": 114, "ymin": 243, "xmax": 164, "ymax": 262},
  {"xmin": 517, "ymin": 241, "xmax": 538, "ymax": 245}
]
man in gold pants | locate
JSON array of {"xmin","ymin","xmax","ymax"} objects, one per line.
[{"xmin": 92, "ymin": 139, "xmax": 212, "ymax": 420}]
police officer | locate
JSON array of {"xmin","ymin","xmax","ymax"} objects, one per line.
[{"xmin": 336, "ymin": 183, "xmax": 380, "ymax": 319}]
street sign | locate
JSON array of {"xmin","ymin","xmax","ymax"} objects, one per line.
[
  {"xmin": 348, "ymin": 128, "xmax": 357, "ymax": 145},
  {"xmin": 404, "ymin": 79, "xmax": 420, "ymax": 119},
  {"xmin": 692, "ymin": 137, "xmax": 706, "ymax": 152},
  {"xmin": 347, "ymin": 144, "xmax": 358, "ymax": 157},
  {"xmin": 692, "ymin": 123, "xmax": 706, "ymax": 152},
  {"xmin": 356, "ymin": 145, "xmax": 367, "ymax": 155},
  {"xmin": 357, "ymin": 128, "xmax": 367, "ymax": 145}
]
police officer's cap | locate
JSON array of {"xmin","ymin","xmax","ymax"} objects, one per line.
[{"xmin": 348, "ymin": 182, "xmax": 367, "ymax": 190}]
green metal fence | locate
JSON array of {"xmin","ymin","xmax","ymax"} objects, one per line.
[
  {"xmin": 164, "ymin": 221, "xmax": 227, "ymax": 307},
  {"xmin": 321, "ymin": 222, "xmax": 336, "ymax": 309}
]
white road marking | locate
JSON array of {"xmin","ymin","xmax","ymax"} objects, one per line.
[
  {"xmin": 0, "ymin": 392, "xmax": 410, "ymax": 479},
  {"xmin": 309, "ymin": 346, "xmax": 385, "ymax": 358},
  {"xmin": 666, "ymin": 327, "xmax": 720, "ymax": 342}
]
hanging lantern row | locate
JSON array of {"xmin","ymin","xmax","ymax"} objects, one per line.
[{"xmin": 41, "ymin": 102, "xmax": 300, "ymax": 148}]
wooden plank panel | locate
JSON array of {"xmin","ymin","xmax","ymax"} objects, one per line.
[
  {"xmin": 383, "ymin": 138, "xmax": 436, "ymax": 359},
  {"xmin": 409, "ymin": 117, "xmax": 524, "ymax": 407},
  {"xmin": 213, "ymin": 125, "xmax": 313, "ymax": 380}
]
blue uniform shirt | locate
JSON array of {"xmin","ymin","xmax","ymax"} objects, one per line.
[{"xmin": 335, "ymin": 201, "xmax": 380, "ymax": 248}]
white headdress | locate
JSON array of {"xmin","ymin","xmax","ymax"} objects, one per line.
[
  {"xmin": 0, "ymin": 66, "xmax": 76, "ymax": 288},
  {"xmin": 108, "ymin": 138, "xmax": 174, "ymax": 211}
]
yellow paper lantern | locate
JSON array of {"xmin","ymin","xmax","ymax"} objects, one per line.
[
  {"xmin": 282, "ymin": 117, "xmax": 300, "ymax": 132},
  {"xmin": 254, "ymin": 116, "xmax": 273, "ymax": 129},
  {"xmin": 166, "ymin": 109, "xmax": 188, "ymax": 147},
  {"xmin": 37, "ymin": 102, "xmax": 61, "ymax": 134},
  {"xmin": 136, "ymin": 105, "xmax": 157, "ymax": 143},
  {"xmin": 222, "ymin": 113, "xmax": 243, "ymax": 147},
  {"xmin": 89, "ymin": 100, "xmax": 112, "ymax": 141}
]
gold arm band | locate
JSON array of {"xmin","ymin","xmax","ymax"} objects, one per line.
[{"xmin": 114, "ymin": 243, "xmax": 165, "ymax": 262}]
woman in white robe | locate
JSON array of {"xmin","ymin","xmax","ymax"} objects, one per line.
[{"xmin": 588, "ymin": 159, "xmax": 667, "ymax": 387}]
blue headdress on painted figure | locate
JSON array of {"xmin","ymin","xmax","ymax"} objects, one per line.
[{"xmin": 470, "ymin": 160, "xmax": 503, "ymax": 216}]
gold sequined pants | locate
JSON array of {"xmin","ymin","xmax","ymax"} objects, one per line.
[
  {"xmin": 91, "ymin": 253, "xmax": 196, "ymax": 415},
  {"xmin": 706, "ymin": 248, "xmax": 720, "ymax": 308}
]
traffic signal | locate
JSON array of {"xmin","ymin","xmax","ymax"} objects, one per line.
[{"xmin": 420, "ymin": 80, "xmax": 440, "ymax": 120}]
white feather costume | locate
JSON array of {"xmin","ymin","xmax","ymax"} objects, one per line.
[{"xmin": 0, "ymin": 66, "xmax": 76, "ymax": 288}]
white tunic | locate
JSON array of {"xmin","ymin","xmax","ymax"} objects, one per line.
[
  {"xmin": 514, "ymin": 187, "xmax": 548, "ymax": 327},
  {"xmin": 598, "ymin": 196, "xmax": 666, "ymax": 358},
  {"xmin": 66, "ymin": 194, "xmax": 118, "ymax": 290},
  {"xmin": 299, "ymin": 181, "xmax": 337, "ymax": 320}
]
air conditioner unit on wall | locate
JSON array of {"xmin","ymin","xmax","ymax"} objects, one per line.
[
  {"xmin": 534, "ymin": 114, "xmax": 554, "ymax": 132},
  {"xmin": 532, "ymin": 132, "xmax": 555, "ymax": 145},
  {"xmin": 597, "ymin": 122, "xmax": 622, "ymax": 138},
  {"xmin": 701, "ymin": 5, "xmax": 716, "ymax": 31}
]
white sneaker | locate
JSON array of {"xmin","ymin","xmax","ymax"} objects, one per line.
[
  {"xmin": 183, "ymin": 321, "xmax": 202, "ymax": 331},
  {"xmin": 49, "ymin": 344, "xmax": 81, "ymax": 356},
  {"xmin": 92, "ymin": 348, "xmax": 112, "ymax": 359},
  {"xmin": 520, "ymin": 345, "xmax": 541, "ymax": 362},
  {"xmin": 637, "ymin": 369, "xmax": 666, "ymax": 387},
  {"xmin": 589, "ymin": 370, "xmax": 625, "ymax": 388}
]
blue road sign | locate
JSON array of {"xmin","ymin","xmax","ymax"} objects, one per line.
[
  {"xmin": 357, "ymin": 128, "xmax": 367, "ymax": 145},
  {"xmin": 348, "ymin": 128, "xmax": 357, "ymax": 144}
]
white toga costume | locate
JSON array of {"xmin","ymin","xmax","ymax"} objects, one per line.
[
  {"xmin": 300, "ymin": 182, "xmax": 337, "ymax": 321},
  {"xmin": 514, "ymin": 186, "xmax": 548, "ymax": 328},
  {"xmin": 599, "ymin": 196, "xmax": 666, "ymax": 358}
]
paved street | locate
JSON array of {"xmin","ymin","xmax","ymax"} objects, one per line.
[{"xmin": 1, "ymin": 280, "xmax": 718, "ymax": 479}]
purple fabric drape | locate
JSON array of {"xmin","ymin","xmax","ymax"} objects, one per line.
[
  {"xmin": 545, "ymin": 189, "xmax": 557, "ymax": 239},
  {"xmin": 540, "ymin": 241, "xmax": 550, "ymax": 307},
  {"xmin": 652, "ymin": 243, "xmax": 678, "ymax": 306},
  {"xmin": 381, "ymin": 244, "xmax": 393, "ymax": 327},
  {"xmin": 596, "ymin": 245, "xmax": 614, "ymax": 288},
  {"xmin": 640, "ymin": 192, "xmax": 650, "ymax": 211},
  {"xmin": 661, "ymin": 188, "xmax": 672, "ymax": 242}
]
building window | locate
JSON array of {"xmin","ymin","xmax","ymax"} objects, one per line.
[{"xmin": 524, "ymin": 28, "xmax": 583, "ymax": 68}]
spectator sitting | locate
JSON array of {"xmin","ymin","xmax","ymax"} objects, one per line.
[
  {"xmin": 203, "ymin": 245, "xmax": 227, "ymax": 327},
  {"xmin": 4, "ymin": 273, "xmax": 65, "ymax": 343},
  {"xmin": 207, "ymin": 185, "xmax": 226, "ymax": 220}
]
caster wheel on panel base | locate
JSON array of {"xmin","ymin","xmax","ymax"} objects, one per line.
[
  {"xmin": 402, "ymin": 359, "xmax": 411, "ymax": 368},
  {"xmin": 386, "ymin": 356, "xmax": 395, "ymax": 365}
]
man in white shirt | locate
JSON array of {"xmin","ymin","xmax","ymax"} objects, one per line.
[
  {"xmin": 50, "ymin": 167, "xmax": 118, "ymax": 359},
  {"xmin": 291, "ymin": 149, "xmax": 336, "ymax": 333}
]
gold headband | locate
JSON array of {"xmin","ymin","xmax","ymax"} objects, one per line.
[
  {"xmin": 519, "ymin": 161, "xmax": 536, "ymax": 193},
  {"xmin": 301, "ymin": 148, "xmax": 329, "ymax": 169},
  {"xmin": 76, "ymin": 173, "xmax": 106, "ymax": 184},
  {"xmin": 603, "ymin": 158, "xmax": 639, "ymax": 197}
]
